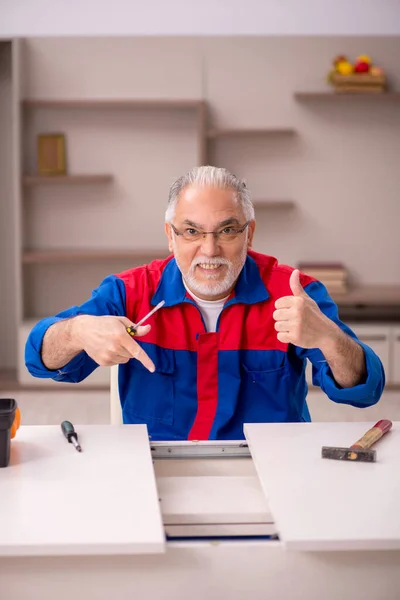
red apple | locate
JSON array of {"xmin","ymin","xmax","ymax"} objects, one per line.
[{"xmin": 354, "ymin": 61, "xmax": 369, "ymax": 73}]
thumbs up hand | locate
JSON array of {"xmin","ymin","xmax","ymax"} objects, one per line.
[
  {"xmin": 289, "ymin": 268, "xmax": 308, "ymax": 298},
  {"xmin": 273, "ymin": 270, "xmax": 335, "ymax": 348}
]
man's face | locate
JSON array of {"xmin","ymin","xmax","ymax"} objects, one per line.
[{"xmin": 165, "ymin": 185, "xmax": 255, "ymax": 300}]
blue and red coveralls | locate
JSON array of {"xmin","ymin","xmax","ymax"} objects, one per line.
[{"xmin": 25, "ymin": 250, "xmax": 385, "ymax": 440}]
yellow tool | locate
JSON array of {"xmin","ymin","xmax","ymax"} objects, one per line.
[{"xmin": 126, "ymin": 300, "xmax": 165, "ymax": 337}]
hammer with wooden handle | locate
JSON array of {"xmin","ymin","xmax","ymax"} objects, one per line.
[{"xmin": 321, "ymin": 420, "xmax": 392, "ymax": 462}]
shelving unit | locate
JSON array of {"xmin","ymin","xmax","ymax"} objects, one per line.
[
  {"xmin": 20, "ymin": 96, "xmax": 206, "ymax": 300},
  {"xmin": 330, "ymin": 285, "xmax": 400, "ymax": 306},
  {"xmin": 23, "ymin": 99, "xmax": 205, "ymax": 109},
  {"xmin": 22, "ymin": 98, "xmax": 207, "ymax": 166},
  {"xmin": 206, "ymin": 126, "xmax": 297, "ymax": 215},
  {"xmin": 207, "ymin": 127, "xmax": 296, "ymax": 139},
  {"xmin": 294, "ymin": 91, "xmax": 400, "ymax": 100},
  {"xmin": 22, "ymin": 249, "xmax": 169, "ymax": 264},
  {"xmin": 330, "ymin": 285, "xmax": 400, "ymax": 323},
  {"xmin": 14, "ymin": 82, "xmax": 208, "ymax": 385},
  {"xmin": 23, "ymin": 174, "xmax": 114, "ymax": 186}
]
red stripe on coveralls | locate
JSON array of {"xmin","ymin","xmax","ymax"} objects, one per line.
[{"xmin": 188, "ymin": 332, "xmax": 219, "ymax": 440}]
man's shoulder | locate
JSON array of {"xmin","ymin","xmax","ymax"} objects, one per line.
[
  {"xmin": 248, "ymin": 250, "xmax": 316, "ymax": 291},
  {"xmin": 115, "ymin": 255, "xmax": 174, "ymax": 291}
]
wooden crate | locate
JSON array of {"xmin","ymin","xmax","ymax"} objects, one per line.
[{"xmin": 329, "ymin": 72, "xmax": 386, "ymax": 93}]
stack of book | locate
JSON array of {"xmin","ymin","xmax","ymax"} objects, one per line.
[{"xmin": 297, "ymin": 262, "xmax": 348, "ymax": 294}]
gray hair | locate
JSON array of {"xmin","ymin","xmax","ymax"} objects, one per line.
[{"xmin": 165, "ymin": 166, "xmax": 255, "ymax": 222}]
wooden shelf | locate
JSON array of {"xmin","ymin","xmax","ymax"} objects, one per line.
[
  {"xmin": 294, "ymin": 91, "xmax": 400, "ymax": 100},
  {"xmin": 23, "ymin": 174, "xmax": 114, "ymax": 186},
  {"xmin": 22, "ymin": 99, "xmax": 205, "ymax": 110},
  {"xmin": 331, "ymin": 285, "xmax": 400, "ymax": 307},
  {"xmin": 207, "ymin": 127, "xmax": 296, "ymax": 139},
  {"xmin": 253, "ymin": 199, "xmax": 295, "ymax": 209},
  {"xmin": 22, "ymin": 249, "xmax": 170, "ymax": 264}
]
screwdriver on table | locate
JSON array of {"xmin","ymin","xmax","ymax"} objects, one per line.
[{"xmin": 61, "ymin": 420, "xmax": 82, "ymax": 452}]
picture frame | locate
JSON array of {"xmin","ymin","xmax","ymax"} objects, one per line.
[{"xmin": 37, "ymin": 133, "xmax": 67, "ymax": 175}]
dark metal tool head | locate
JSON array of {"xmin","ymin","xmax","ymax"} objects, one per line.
[{"xmin": 321, "ymin": 446, "xmax": 376, "ymax": 462}]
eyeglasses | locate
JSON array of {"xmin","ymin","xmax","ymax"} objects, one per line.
[{"xmin": 170, "ymin": 221, "xmax": 250, "ymax": 243}]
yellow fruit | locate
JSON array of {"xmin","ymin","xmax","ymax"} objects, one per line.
[
  {"xmin": 356, "ymin": 55, "xmax": 372, "ymax": 65},
  {"xmin": 336, "ymin": 60, "xmax": 354, "ymax": 75}
]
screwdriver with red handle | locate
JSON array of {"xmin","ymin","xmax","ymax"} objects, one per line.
[{"xmin": 61, "ymin": 420, "xmax": 82, "ymax": 452}]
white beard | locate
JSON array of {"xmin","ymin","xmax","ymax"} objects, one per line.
[{"xmin": 173, "ymin": 240, "xmax": 248, "ymax": 299}]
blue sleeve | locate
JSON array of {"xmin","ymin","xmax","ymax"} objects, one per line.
[
  {"xmin": 294, "ymin": 280, "xmax": 385, "ymax": 408},
  {"xmin": 25, "ymin": 275, "xmax": 127, "ymax": 383}
]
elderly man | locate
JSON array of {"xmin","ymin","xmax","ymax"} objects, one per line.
[{"xmin": 25, "ymin": 166, "xmax": 384, "ymax": 440}]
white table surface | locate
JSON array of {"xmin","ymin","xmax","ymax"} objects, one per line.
[
  {"xmin": 244, "ymin": 421, "xmax": 400, "ymax": 551},
  {"xmin": 0, "ymin": 425, "xmax": 165, "ymax": 557}
]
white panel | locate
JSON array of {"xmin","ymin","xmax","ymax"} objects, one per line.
[
  {"xmin": 158, "ymin": 475, "xmax": 273, "ymax": 525},
  {"xmin": 0, "ymin": 425, "xmax": 165, "ymax": 556},
  {"xmin": 245, "ymin": 421, "xmax": 400, "ymax": 551},
  {"xmin": 392, "ymin": 326, "xmax": 400, "ymax": 384},
  {"xmin": 110, "ymin": 364, "xmax": 122, "ymax": 424}
]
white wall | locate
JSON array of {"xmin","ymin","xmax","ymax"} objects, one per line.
[{"xmin": 1, "ymin": 0, "xmax": 400, "ymax": 36}]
